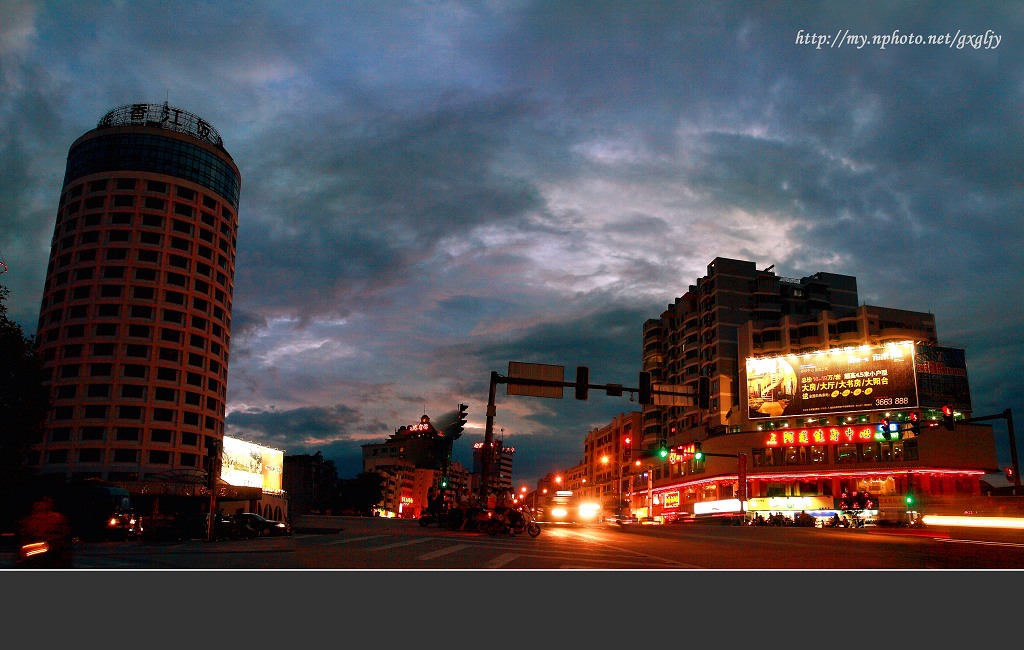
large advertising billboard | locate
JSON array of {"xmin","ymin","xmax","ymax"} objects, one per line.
[
  {"xmin": 221, "ymin": 436, "xmax": 284, "ymax": 491},
  {"xmin": 745, "ymin": 341, "xmax": 918, "ymax": 420}
]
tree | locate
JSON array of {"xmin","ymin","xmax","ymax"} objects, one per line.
[
  {"xmin": 0, "ymin": 285, "xmax": 50, "ymax": 532},
  {"xmin": 0, "ymin": 286, "xmax": 48, "ymax": 472},
  {"xmin": 335, "ymin": 472, "xmax": 385, "ymax": 516}
]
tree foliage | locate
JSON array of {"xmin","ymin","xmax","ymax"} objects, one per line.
[
  {"xmin": 334, "ymin": 472, "xmax": 385, "ymax": 515},
  {"xmin": 0, "ymin": 285, "xmax": 49, "ymax": 477}
]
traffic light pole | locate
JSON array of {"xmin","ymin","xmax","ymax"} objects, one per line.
[
  {"xmin": 481, "ymin": 371, "xmax": 499, "ymax": 504},
  {"xmin": 963, "ymin": 409, "xmax": 1019, "ymax": 496},
  {"xmin": 482, "ymin": 366, "xmax": 706, "ymax": 508},
  {"xmin": 481, "ymin": 370, "xmax": 649, "ymax": 503}
]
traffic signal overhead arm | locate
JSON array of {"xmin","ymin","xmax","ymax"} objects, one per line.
[{"xmin": 637, "ymin": 371, "xmax": 706, "ymax": 407}]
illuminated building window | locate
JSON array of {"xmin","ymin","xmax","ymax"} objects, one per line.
[
  {"xmin": 749, "ymin": 448, "xmax": 765, "ymax": 468},
  {"xmin": 859, "ymin": 442, "xmax": 879, "ymax": 463},
  {"xmin": 810, "ymin": 445, "xmax": 828, "ymax": 464},
  {"xmin": 836, "ymin": 443, "xmax": 857, "ymax": 463}
]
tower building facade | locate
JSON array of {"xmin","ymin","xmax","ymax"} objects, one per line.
[{"xmin": 30, "ymin": 103, "xmax": 241, "ymax": 483}]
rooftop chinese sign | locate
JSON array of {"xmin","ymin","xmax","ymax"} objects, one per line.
[{"xmin": 745, "ymin": 341, "xmax": 918, "ymax": 420}]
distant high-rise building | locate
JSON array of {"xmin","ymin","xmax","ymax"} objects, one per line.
[{"xmin": 30, "ymin": 102, "xmax": 241, "ymax": 482}]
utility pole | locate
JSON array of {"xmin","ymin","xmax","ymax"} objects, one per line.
[{"xmin": 480, "ymin": 371, "xmax": 499, "ymax": 504}]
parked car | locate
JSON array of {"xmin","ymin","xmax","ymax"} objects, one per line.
[{"xmin": 233, "ymin": 513, "xmax": 292, "ymax": 536}]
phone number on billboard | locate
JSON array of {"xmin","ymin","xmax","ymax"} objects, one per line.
[{"xmin": 874, "ymin": 397, "xmax": 911, "ymax": 406}]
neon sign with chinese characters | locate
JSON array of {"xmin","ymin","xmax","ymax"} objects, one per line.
[{"xmin": 764, "ymin": 426, "xmax": 879, "ymax": 447}]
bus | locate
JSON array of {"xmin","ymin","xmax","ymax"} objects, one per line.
[
  {"xmin": 2, "ymin": 477, "xmax": 140, "ymax": 542},
  {"xmin": 533, "ymin": 490, "xmax": 601, "ymax": 525}
]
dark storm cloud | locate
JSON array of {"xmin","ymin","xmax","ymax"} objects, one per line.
[
  {"xmin": 233, "ymin": 91, "xmax": 545, "ymax": 320},
  {"xmin": 226, "ymin": 402, "xmax": 388, "ymax": 446}
]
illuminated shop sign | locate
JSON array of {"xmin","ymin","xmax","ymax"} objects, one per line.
[
  {"xmin": 747, "ymin": 496, "xmax": 835, "ymax": 512},
  {"xmin": 693, "ymin": 499, "xmax": 744, "ymax": 515},
  {"xmin": 472, "ymin": 442, "xmax": 516, "ymax": 452},
  {"xmin": 764, "ymin": 425, "xmax": 883, "ymax": 446},
  {"xmin": 221, "ymin": 436, "xmax": 284, "ymax": 491},
  {"xmin": 663, "ymin": 492, "xmax": 680, "ymax": 508},
  {"xmin": 746, "ymin": 341, "xmax": 919, "ymax": 420}
]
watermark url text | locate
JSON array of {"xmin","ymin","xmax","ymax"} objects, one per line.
[{"xmin": 796, "ymin": 29, "xmax": 1001, "ymax": 50}]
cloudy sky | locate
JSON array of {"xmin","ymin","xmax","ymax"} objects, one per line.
[{"xmin": 1, "ymin": 1, "xmax": 1021, "ymax": 488}]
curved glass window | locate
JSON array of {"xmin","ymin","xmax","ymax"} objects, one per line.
[{"xmin": 64, "ymin": 133, "xmax": 240, "ymax": 207}]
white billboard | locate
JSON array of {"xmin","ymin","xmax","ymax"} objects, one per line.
[{"xmin": 221, "ymin": 436, "xmax": 284, "ymax": 491}]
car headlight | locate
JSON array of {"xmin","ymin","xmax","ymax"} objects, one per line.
[{"xmin": 552, "ymin": 507, "xmax": 568, "ymax": 518}]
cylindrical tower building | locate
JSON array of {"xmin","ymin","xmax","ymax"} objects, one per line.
[{"xmin": 31, "ymin": 102, "xmax": 240, "ymax": 483}]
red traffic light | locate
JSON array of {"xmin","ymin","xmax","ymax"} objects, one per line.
[{"xmin": 942, "ymin": 405, "xmax": 955, "ymax": 431}]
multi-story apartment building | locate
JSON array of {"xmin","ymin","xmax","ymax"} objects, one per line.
[
  {"xmin": 29, "ymin": 104, "xmax": 244, "ymax": 515},
  {"xmin": 578, "ymin": 412, "xmax": 642, "ymax": 509},
  {"xmin": 471, "ymin": 442, "xmax": 515, "ymax": 494},
  {"xmin": 626, "ymin": 257, "xmax": 994, "ymax": 522},
  {"xmin": 539, "ymin": 257, "xmax": 998, "ymax": 525},
  {"xmin": 362, "ymin": 413, "xmax": 472, "ymax": 517}
]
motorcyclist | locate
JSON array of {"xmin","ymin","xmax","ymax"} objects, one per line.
[
  {"xmin": 17, "ymin": 496, "xmax": 73, "ymax": 568},
  {"xmin": 457, "ymin": 489, "xmax": 479, "ymax": 531},
  {"xmin": 494, "ymin": 489, "xmax": 515, "ymax": 527}
]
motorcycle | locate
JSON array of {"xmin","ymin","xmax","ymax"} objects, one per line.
[
  {"xmin": 481, "ymin": 506, "xmax": 541, "ymax": 537},
  {"xmin": 418, "ymin": 505, "xmax": 454, "ymax": 528},
  {"xmin": 16, "ymin": 537, "xmax": 73, "ymax": 569},
  {"xmin": 510, "ymin": 506, "xmax": 542, "ymax": 537},
  {"xmin": 444, "ymin": 507, "xmax": 490, "ymax": 532}
]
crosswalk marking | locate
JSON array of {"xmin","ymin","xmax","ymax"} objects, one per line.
[
  {"xmin": 324, "ymin": 535, "xmax": 386, "ymax": 546},
  {"xmin": 368, "ymin": 537, "xmax": 434, "ymax": 551},
  {"xmin": 419, "ymin": 544, "xmax": 470, "ymax": 560},
  {"xmin": 484, "ymin": 552, "xmax": 520, "ymax": 568}
]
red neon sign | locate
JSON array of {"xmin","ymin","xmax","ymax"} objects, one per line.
[{"xmin": 765, "ymin": 426, "xmax": 876, "ymax": 447}]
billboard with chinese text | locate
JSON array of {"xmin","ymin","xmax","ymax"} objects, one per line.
[{"xmin": 745, "ymin": 341, "xmax": 918, "ymax": 420}]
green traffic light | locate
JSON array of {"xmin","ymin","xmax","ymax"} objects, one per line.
[{"xmin": 693, "ymin": 451, "xmax": 704, "ymax": 461}]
